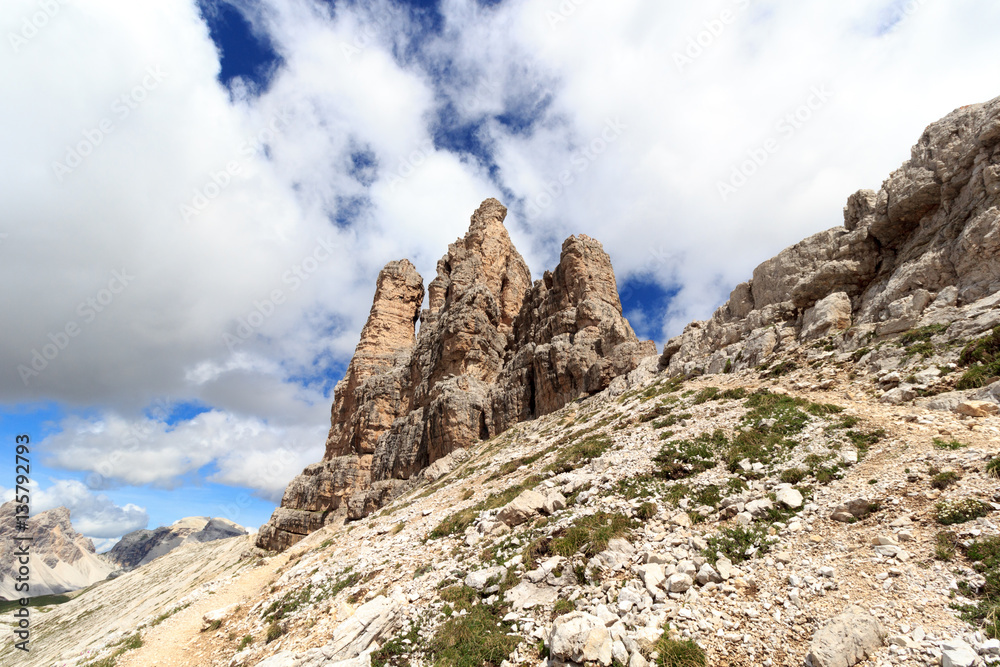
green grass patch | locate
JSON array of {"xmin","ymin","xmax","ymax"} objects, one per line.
[
  {"xmin": 430, "ymin": 475, "xmax": 543, "ymax": 539},
  {"xmin": 637, "ymin": 502, "xmax": 658, "ymax": 520},
  {"xmin": 952, "ymin": 536, "xmax": 1000, "ymax": 638},
  {"xmin": 692, "ymin": 484, "xmax": 722, "ymax": 509},
  {"xmin": 987, "ymin": 458, "xmax": 1000, "ymax": 479},
  {"xmin": 663, "ymin": 482, "xmax": 691, "ymax": 507},
  {"xmin": 931, "ymin": 471, "xmax": 961, "ymax": 490},
  {"xmin": 493, "ymin": 447, "xmax": 553, "ymax": 478},
  {"xmin": 83, "ymin": 634, "xmax": 144, "ymax": 667},
  {"xmin": 846, "ymin": 428, "xmax": 886, "ymax": 458},
  {"xmin": 612, "ymin": 475, "xmax": 662, "ymax": 500},
  {"xmin": 765, "ymin": 360, "xmax": 797, "ymax": 378},
  {"xmin": 372, "ymin": 625, "xmax": 422, "ymax": 667},
  {"xmin": 548, "ymin": 434, "xmax": 613, "ymax": 474},
  {"xmin": 265, "ymin": 622, "xmax": 284, "ymax": 644},
  {"xmin": 654, "ymin": 637, "xmax": 708, "ymax": 667},
  {"xmin": 933, "ymin": 437, "xmax": 966, "ymax": 450},
  {"xmin": 935, "ymin": 531, "xmax": 959, "ymax": 561},
  {"xmin": 780, "ymin": 468, "xmax": 807, "ymax": 485},
  {"xmin": 549, "ymin": 512, "xmax": 636, "ymax": 558},
  {"xmin": 553, "ymin": 599, "xmax": 575, "ymax": 617},
  {"xmin": 0, "ymin": 594, "xmax": 71, "ymax": 614},
  {"xmin": 703, "ymin": 524, "xmax": 773, "ymax": 565},
  {"xmin": 653, "ymin": 431, "xmax": 724, "ymax": 479},
  {"xmin": 805, "ymin": 402, "xmax": 844, "ymax": 416},
  {"xmin": 428, "ymin": 602, "xmax": 518, "ymax": 667},
  {"xmin": 956, "ymin": 326, "xmax": 1000, "ymax": 389},
  {"xmin": 850, "ymin": 347, "xmax": 871, "ymax": 362}
]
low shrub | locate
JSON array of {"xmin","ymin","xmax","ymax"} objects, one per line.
[{"xmin": 935, "ymin": 498, "xmax": 992, "ymax": 525}]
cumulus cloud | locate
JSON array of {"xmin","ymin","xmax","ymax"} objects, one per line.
[
  {"xmin": 40, "ymin": 411, "xmax": 326, "ymax": 501},
  {"xmin": 31, "ymin": 479, "xmax": 149, "ymax": 539}
]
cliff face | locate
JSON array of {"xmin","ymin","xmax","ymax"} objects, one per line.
[
  {"xmin": 105, "ymin": 516, "xmax": 247, "ymax": 571},
  {"xmin": 257, "ymin": 200, "xmax": 655, "ymax": 551},
  {"xmin": 663, "ymin": 97, "xmax": 1000, "ymax": 376},
  {"xmin": 0, "ymin": 503, "xmax": 114, "ymax": 599}
]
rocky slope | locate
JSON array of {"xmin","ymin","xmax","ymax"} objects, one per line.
[
  {"xmin": 663, "ymin": 96, "xmax": 1000, "ymax": 387},
  {"xmin": 257, "ymin": 199, "xmax": 655, "ymax": 551},
  {"xmin": 0, "ymin": 502, "xmax": 114, "ymax": 599},
  {"xmin": 105, "ymin": 516, "xmax": 247, "ymax": 571},
  {"xmin": 0, "ymin": 533, "xmax": 257, "ymax": 667}
]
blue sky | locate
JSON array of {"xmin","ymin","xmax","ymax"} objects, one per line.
[{"xmin": 3, "ymin": 0, "xmax": 1000, "ymax": 549}]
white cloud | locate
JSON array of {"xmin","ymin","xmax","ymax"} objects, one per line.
[
  {"xmin": 30, "ymin": 479, "xmax": 149, "ymax": 539},
  {"xmin": 40, "ymin": 411, "xmax": 326, "ymax": 501}
]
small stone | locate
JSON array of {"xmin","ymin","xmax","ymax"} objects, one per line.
[
  {"xmin": 775, "ymin": 486, "xmax": 804, "ymax": 509},
  {"xmin": 667, "ymin": 573, "xmax": 693, "ymax": 593}
]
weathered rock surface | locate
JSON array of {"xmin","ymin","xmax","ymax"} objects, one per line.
[
  {"xmin": 805, "ymin": 605, "xmax": 885, "ymax": 667},
  {"xmin": 258, "ymin": 200, "xmax": 654, "ymax": 550},
  {"xmin": 662, "ymin": 96, "xmax": 1000, "ymax": 378},
  {"xmin": 106, "ymin": 516, "xmax": 246, "ymax": 571},
  {"xmin": 0, "ymin": 502, "xmax": 114, "ymax": 599},
  {"xmin": 549, "ymin": 611, "xmax": 614, "ymax": 666},
  {"xmin": 491, "ymin": 235, "xmax": 657, "ymax": 432}
]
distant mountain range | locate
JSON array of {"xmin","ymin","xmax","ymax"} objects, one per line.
[
  {"xmin": 0, "ymin": 502, "xmax": 246, "ymax": 600},
  {"xmin": 104, "ymin": 516, "xmax": 247, "ymax": 571}
]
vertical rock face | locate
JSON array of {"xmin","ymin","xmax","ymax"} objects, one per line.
[
  {"xmin": 491, "ymin": 235, "xmax": 658, "ymax": 433},
  {"xmin": 257, "ymin": 200, "xmax": 655, "ymax": 551},
  {"xmin": 324, "ymin": 259, "xmax": 425, "ymax": 460},
  {"xmin": 662, "ymin": 95, "xmax": 1000, "ymax": 376}
]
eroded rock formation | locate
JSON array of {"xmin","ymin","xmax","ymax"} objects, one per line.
[
  {"xmin": 663, "ymin": 97, "xmax": 1000, "ymax": 376},
  {"xmin": 257, "ymin": 200, "xmax": 654, "ymax": 551},
  {"xmin": 0, "ymin": 503, "xmax": 114, "ymax": 599}
]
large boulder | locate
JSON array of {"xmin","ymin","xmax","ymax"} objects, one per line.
[
  {"xmin": 497, "ymin": 490, "xmax": 547, "ymax": 527},
  {"xmin": 325, "ymin": 596, "xmax": 401, "ymax": 661},
  {"xmin": 800, "ymin": 292, "xmax": 853, "ymax": 340},
  {"xmin": 805, "ymin": 605, "xmax": 884, "ymax": 667},
  {"xmin": 549, "ymin": 612, "xmax": 614, "ymax": 666}
]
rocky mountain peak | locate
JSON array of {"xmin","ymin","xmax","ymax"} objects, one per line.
[
  {"xmin": 105, "ymin": 515, "xmax": 247, "ymax": 571},
  {"xmin": 0, "ymin": 502, "xmax": 113, "ymax": 599},
  {"xmin": 257, "ymin": 200, "xmax": 654, "ymax": 551},
  {"xmin": 426, "ymin": 197, "xmax": 531, "ymax": 334}
]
